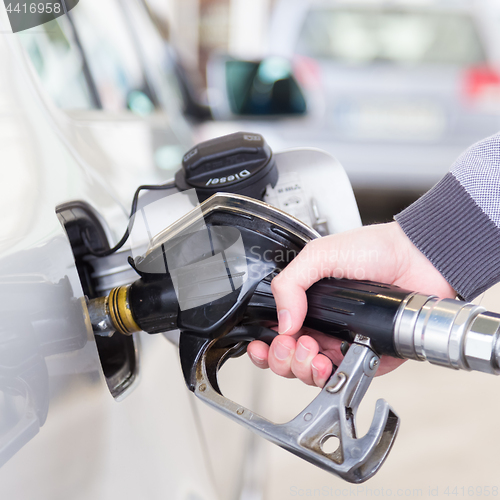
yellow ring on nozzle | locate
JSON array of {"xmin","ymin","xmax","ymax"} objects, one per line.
[{"xmin": 108, "ymin": 285, "xmax": 141, "ymax": 335}]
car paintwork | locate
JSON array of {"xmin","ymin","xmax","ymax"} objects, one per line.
[{"xmin": 0, "ymin": 8, "xmax": 221, "ymax": 500}]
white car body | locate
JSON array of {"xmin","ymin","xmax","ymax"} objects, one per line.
[{"xmin": 0, "ymin": 7, "xmax": 224, "ymax": 499}]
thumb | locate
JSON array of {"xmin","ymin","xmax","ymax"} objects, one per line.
[{"xmin": 271, "ymin": 235, "xmax": 358, "ymax": 335}]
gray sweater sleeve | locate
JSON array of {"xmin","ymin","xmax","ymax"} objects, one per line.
[{"xmin": 395, "ymin": 132, "xmax": 500, "ymax": 301}]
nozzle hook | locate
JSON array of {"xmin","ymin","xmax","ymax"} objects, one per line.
[{"xmin": 180, "ymin": 331, "xmax": 399, "ymax": 483}]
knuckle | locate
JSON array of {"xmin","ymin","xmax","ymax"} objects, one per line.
[
  {"xmin": 303, "ymin": 238, "xmax": 321, "ymax": 256},
  {"xmin": 269, "ymin": 353, "xmax": 291, "ymax": 374},
  {"xmin": 270, "ymin": 275, "xmax": 286, "ymax": 294}
]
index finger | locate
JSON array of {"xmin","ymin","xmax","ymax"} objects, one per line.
[{"xmin": 271, "ymin": 237, "xmax": 343, "ymax": 335}]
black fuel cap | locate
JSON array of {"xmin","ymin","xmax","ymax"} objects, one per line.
[{"xmin": 175, "ymin": 132, "xmax": 278, "ymax": 202}]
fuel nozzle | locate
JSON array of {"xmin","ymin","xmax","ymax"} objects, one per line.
[
  {"xmin": 83, "ymin": 192, "xmax": 500, "ymax": 484},
  {"xmin": 89, "ymin": 266, "xmax": 500, "ymax": 377}
]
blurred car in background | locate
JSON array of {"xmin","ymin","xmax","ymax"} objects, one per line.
[{"xmin": 203, "ymin": 0, "xmax": 500, "ymax": 221}]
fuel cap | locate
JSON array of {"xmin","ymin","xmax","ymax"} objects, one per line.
[{"xmin": 175, "ymin": 132, "xmax": 278, "ymax": 201}]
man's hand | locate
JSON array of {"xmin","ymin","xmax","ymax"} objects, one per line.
[{"xmin": 246, "ymin": 222, "xmax": 456, "ymax": 387}]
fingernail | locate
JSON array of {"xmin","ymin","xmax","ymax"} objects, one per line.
[
  {"xmin": 295, "ymin": 341, "xmax": 310, "ymax": 362},
  {"xmin": 311, "ymin": 361, "xmax": 324, "ymax": 388},
  {"xmin": 278, "ymin": 309, "xmax": 292, "ymax": 334},
  {"xmin": 249, "ymin": 352, "xmax": 265, "ymax": 365},
  {"xmin": 311, "ymin": 361, "xmax": 319, "ymax": 379},
  {"xmin": 274, "ymin": 339, "xmax": 291, "ymax": 361}
]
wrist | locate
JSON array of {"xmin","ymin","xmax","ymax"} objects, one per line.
[{"xmin": 392, "ymin": 221, "xmax": 456, "ymax": 299}]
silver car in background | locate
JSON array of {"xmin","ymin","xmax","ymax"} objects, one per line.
[
  {"xmin": 205, "ymin": 0, "xmax": 500, "ymax": 220},
  {"xmin": 275, "ymin": 0, "xmax": 500, "ymax": 184}
]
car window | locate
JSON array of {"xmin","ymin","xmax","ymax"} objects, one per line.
[
  {"xmin": 17, "ymin": 18, "xmax": 95, "ymax": 109},
  {"xmin": 296, "ymin": 8, "xmax": 486, "ymax": 66},
  {"xmin": 69, "ymin": 0, "xmax": 154, "ymax": 113},
  {"xmin": 121, "ymin": 0, "xmax": 184, "ymax": 113},
  {"xmin": 120, "ymin": 0, "xmax": 194, "ymax": 147}
]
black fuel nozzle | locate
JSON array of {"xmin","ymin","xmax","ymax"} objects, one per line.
[
  {"xmin": 84, "ymin": 192, "xmax": 500, "ymax": 484},
  {"xmin": 83, "ymin": 193, "xmax": 407, "ymax": 484},
  {"xmin": 87, "ymin": 192, "xmax": 411, "ymax": 356}
]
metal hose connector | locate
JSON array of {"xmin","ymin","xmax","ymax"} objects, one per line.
[
  {"xmin": 394, "ymin": 294, "xmax": 500, "ymax": 375},
  {"xmin": 108, "ymin": 285, "xmax": 141, "ymax": 336},
  {"xmin": 88, "ymin": 285, "xmax": 141, "ymax": 337}
]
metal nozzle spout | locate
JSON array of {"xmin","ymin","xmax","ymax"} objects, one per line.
[{"xmin": 88, "ymin": 285, "xmax": 141, "ymax": 337}]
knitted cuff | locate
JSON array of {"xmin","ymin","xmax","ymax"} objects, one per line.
[{"xmin": 395, "ymin": 173, "xmax": 500, "ymax": 301}]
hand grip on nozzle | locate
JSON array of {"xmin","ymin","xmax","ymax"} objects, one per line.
[
  {"xmin": 246, "ymin": 276, "xmax": 500, "ymax": 375},
  {"xmin": 246, "ymin": 276, "xmax": 411, "ymax": 357}
]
